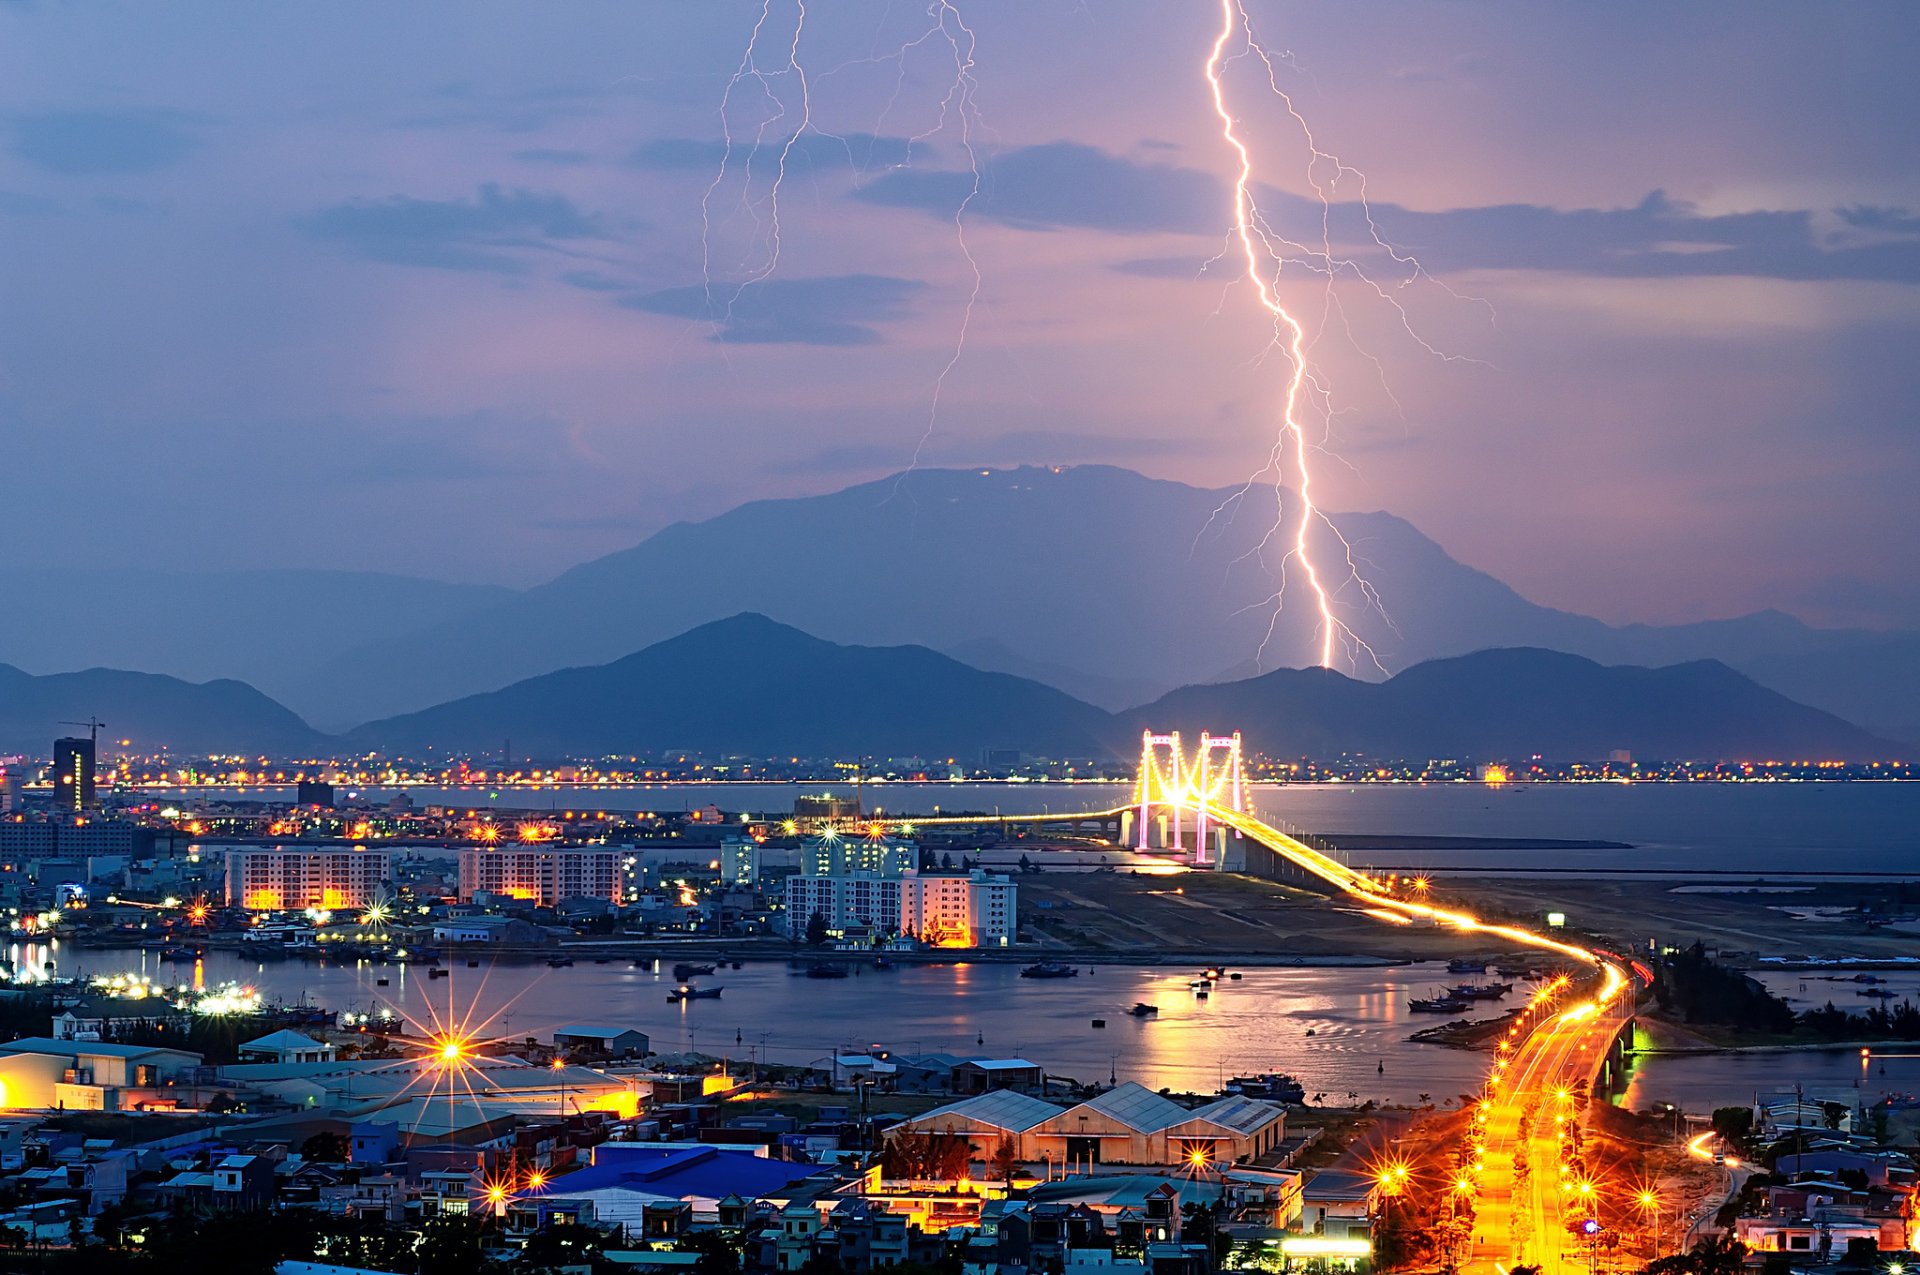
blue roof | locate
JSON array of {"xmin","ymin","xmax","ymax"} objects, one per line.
[{"xmin": 547, "ymin": 1144, "xmax": 820, "ymax": 1201}]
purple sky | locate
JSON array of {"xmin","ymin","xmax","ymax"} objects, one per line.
[{"xmin": 2, "ymin": 2, "xmax": 1917, "ymax": 629}]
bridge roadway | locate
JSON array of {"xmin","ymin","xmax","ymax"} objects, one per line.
[{"xmin": 912, "ymin": 799, "xmax": 1636, "ymax": 1271}]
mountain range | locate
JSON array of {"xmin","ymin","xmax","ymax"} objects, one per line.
[
  {"xmin": 2, "ymin": 615, "xmax": 1895, "ymax": 762},
  {"xmin": 4, "ymin": 466, "xmax": 1914, "ymax": 745},
  {"xmin": 0, "ymin": 663, "xmax": 322, "ymax": 756}
]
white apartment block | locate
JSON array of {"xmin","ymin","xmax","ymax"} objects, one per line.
[
  {"xmin": 801, "ymin": 836, "xmax": 916, "ymax": 878},
  {"xmin": 458, "ymin": 847, "xmax": 623, "ymax": 906},
  {"xmin": 901, "ymin": 871, "xmax": 1018, "ymax": 948},
  {"xmin": 785, "ymin": 869, "xmax": 1016, "ymax": 949},
  {"xmin": 224, "ymin": 847, "xmax": 392, "ymax": 911}
]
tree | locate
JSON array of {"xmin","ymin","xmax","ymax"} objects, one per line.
[
  {"xmin": 991, "ymin": 1133, "xmax": 1019, "ymax": 1181},
  {"xmin": 677, "ymin": 1229, "xmax": 744, "ymax": 1275},
  {"xmin": 805, "ymin": 911, "xmax": 830, "ymax": 947},
  {"xmin": 1710, "ymin": 1106, "xmax": 1753, "ymax": 1148},
  {"xmin": 301, "ymin": 1130, "xmax": 351, "ymax": 1162},
  {"xmin": 415, "ymin": 1214, "xmax": 494, "ymax": 1275}
]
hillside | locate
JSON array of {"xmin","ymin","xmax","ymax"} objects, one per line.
[
  {"xmin": 0, "ymin": 664, "xmax": 325, "ymax": 756},
  {"xmin": 280, "ymin": 467, "xmax": 1919, "ymax": 744},
  {"xmin": 344, "ymin": 613, "xmax": 1122, "ymax": 760},
  {"xmin": 1125, "ymin": 648, "xmax": 1897, "ymax": 762}
]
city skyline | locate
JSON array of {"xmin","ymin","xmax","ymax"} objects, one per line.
[{"xmin": 3, "ymin": 2, "xmax": 1919, "ymax": 636}]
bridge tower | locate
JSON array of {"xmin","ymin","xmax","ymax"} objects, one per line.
[
  {"xmin": 1136, "ymin": 731, "xmax": 1187, "ymax": 852},
  {"xmin": 1191, "ymin": 731, "xmax": 1246, "ymax": 866},
  {"xmin": 1135, "ymin": 729, "xmax": 1246, "ymax": 861}
]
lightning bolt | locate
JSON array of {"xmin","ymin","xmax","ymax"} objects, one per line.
[
  {"xmin": 697, "ymin": 2, "xmax": 985, "ymax": 481},
  {"xmin": 1201, "ymin": 0, "xmax": 1483, "ymax": 673}
]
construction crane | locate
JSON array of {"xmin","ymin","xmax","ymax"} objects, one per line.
[{"xmin": 59, "ymin": 718, "xmax": 106, "ymax": 745}]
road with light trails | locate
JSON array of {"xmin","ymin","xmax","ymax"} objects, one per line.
[
  {"xmin": 889, "ymin": 795, "xmax": 1642, "ymax": 1273},
  {"xmin": 1465, "ymin": 984, "xmax": 1636, "ymax": 1275}
]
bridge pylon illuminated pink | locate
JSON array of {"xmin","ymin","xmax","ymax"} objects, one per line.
[{"xmin": 1134, "ymin": 729, "xmax": 1246, "ymax": 865}]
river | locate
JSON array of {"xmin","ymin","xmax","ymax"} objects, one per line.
[{"xmin": 31, "ymin": 944, "xmax": 1920, "ymax": 1117}]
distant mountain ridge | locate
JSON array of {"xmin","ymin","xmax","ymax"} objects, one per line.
[
  {"xmin": 1124, "ymin": 646, "xmax": 1896, "ymax": 762},
  {"xmin": 343, "ymin": 615, "xmax": 1898, "ymax": 762},
  {"xmin": 342, "ymin": 613, "xmax": 1118, "ymax": 759},
  {"xmin": 272, "ymin": 466, "xmax": 1920, "ymax": 743},
  {"xmin": 0, "ymin": 663, "xmax": 324, "ymax": 756},
  {"xmin": 4, "ymin": 468, "xmax": 1914, "ymax": 745}
]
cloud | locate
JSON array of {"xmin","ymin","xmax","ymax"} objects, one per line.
[
  {"xmin": 856, "ymin": 141, "xmax": 1221, "ymax": 234},
  {"xmin": 844, "ymin": 139, "xmax": 1920, "ymax": 284},
  {"xmin": 298, "ymin": 183, "xmax": 603, "ymax": 272},
  {"xmin": 513, "ymin": 147, "xmax": 592, "ymax": 167},
  {"xmin": 10, "ymin": 109, "xmax": 196, "ymax": 175},
  {"xmin": 1273, "ymin": 188, "xmax": 1920, "ymax": 284},
  {"xmin": 629, "ymin": 132, "xmax": 920, "ymax": 175},
  {"xmin": 616, "ymin": 273, "xmax": 923, "ymax": 345}
]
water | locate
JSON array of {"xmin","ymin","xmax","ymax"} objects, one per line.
[
  {"xmin": 157, "ymin": 780, "xmax": 1920, "ymax": 874},
  {"xmin": 47, "ymin": 944, "xmax": 1512, "ymax": 1105},
  {"xmin": 36, "ymin": 943, "xmax": 1920, "ymax": 1116}
]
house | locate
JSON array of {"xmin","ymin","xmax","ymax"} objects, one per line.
[
  {"xmin": 953, "ymin": 1059, "xmax": 1045, "ymax": 1094},
  {"xmin": 1299, "ymin": 1169, "xmax": 1377, "ymax": 1241},
  {"xmin": 239, "ymin": 1030, "xmax": 338, "ymax": 1066},
  {"xmin": 554, "ymin": 1025, "xmax": 652, "ymax": 1058}
]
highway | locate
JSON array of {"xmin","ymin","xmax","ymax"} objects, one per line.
[{"xmin": 891, "ymin": 791, "xmax": 1641, "ymax": 1272}]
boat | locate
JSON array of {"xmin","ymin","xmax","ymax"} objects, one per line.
[
  {"xmin": 159, "ymin": 947, "xmax": 197, "ymax": 962},
  {"xmin": 668, "ymin": 985, "xmax": 723, "ymax": 1001},
  {"xmin": 1020, "ymin": 962, "xmax": 1078, "ymax": 979},
  {"xmin": 1189, "ymin": 978, "xmax": 1212, "ymax": 990},
  {"xmin": 1449, "ymin": 982, "xmax": 1514, "ymax": 1001},
  {"xmin": 1195, "ymin": 988, "xmax": 1209, "ymax": 999},
  {"xmin": 1446, "ymin": 959, "xmax": 1487, "ymax": 974},
  {"xmin": 873, "ymin": 956, "xmax": 895, "ymax": 970},
  {"xmin": 1227, "ymin": 972, "xmax": 1243, "ymax": 981},
  {"xmin": 805, "ymin": 964, "xmax": 850, "ymax": 979},
  {"xmin": 1129, "ymin": 1002, "xmax": 1160, "ymax": 1017},
  {"xmin": 1091, "ymin": 1018, "xmax": 1106, "ymax": 1028},
  {"xmin": 673, "ymin": 963, "xmax": 717, "ymax": 979},
  {"xmin": 467, "ymin": 960, "xmax": 480, "ymax": 968},
  {"xmin": 429, "ymin": 967, "xmax": 449, "ymax": 979},
  {"xmin": 1495, "ymin": 965, "xmax": 1531, "ymax": 978},
  {"xmin": 547, "ymin": 957, "xmax": 575, "ymax": 968},
  {"xmin": 1204, "ymin": 967, "xmax": 1225, "ymax": 980},
  {"xmin": 1409, "ymin": 995, "xmax": 1470, "ymax": 1013},
  {"xmin": 1226, "ymin": 1073, "xmax": 1306, "ymax": 1103},
  {"xmin": 375, "ymin": 978, "xmax": 390, "ymax": 986},
  {"xmin": 1859, "ymin": 988, "xmax": 1896, "ymax": 999}
]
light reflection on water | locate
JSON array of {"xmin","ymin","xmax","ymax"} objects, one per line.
[
  {"xmin": 51, "ymin": 946, "xmax": 1516, "ymax": 1102},
  {"xmin": 28, "ymin": 943, "xmax": 1920, "ymax": 1114}
]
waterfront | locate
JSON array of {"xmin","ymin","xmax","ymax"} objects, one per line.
[
  {"xmin": 153, "ymin": 779, "xmax": 1920, "ymax": 875},
  {"xmin": 34, "ymin": 944, "xmax": 1920, "ymax": 1115}
]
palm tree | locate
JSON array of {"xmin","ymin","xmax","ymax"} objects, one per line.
[{"xmin": 1690, "ymin": 1232, "xmax": 1746, "ymax": 1275}]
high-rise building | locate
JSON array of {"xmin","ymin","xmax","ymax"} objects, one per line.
[
  {"xmin": 224, "ymin": 847, "xmax": 392, "ymax": 911},
  {"xmin": 801, "ymin": 835, "xmax": 915, "ymax": 878},
  {"xmin": 459, "ymin": 847, "xmax": 623, "ymax": 907},
  {"xmin": 52, "ymin": 738, "xmax": 95, "ymax": 812},
  {"xmin": 785, "ymin": 869, "xmax": 1017, "ymax": 949}
]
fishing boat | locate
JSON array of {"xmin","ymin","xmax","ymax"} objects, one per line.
[
  {"xmin": 546, "ymin": 957, "xmax": 575, "ymax": 968},
  {"xmin": 428, "ymin": 967, "xmax": 449, "ymax": 979},
  {"xmin": 1409, "ymin": 994, "xmax": 1470, "ymax": 1013},
  {"xmin": 1129, "ymin": 1002, "xmax": 1160, "ymax": 1017},
  {"xmin": 673, "ymin": 963, "xmax": 717, "ymax": 979},
  {"xmin": 1449, "ymin": 982, "xmax": 1514, "ymax": 1001},
  {"xmin": 805, "ymin": 964, "xmax": 850, "ymax": 979},
  {"xmin": 1020, "ymin": 962, "xmax": 1078, "ymax": 979},
  {"xmin": 668, "ymin": 985, "xmax": 723, "ymax": 1002},
  {"xmin": 1446, "ymin": 958, "xmax": 1487, "ymax": 974},
  {"xmin": 1226, "ymin": 1073, "xmax": 1306, "ymax": 1103}
]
